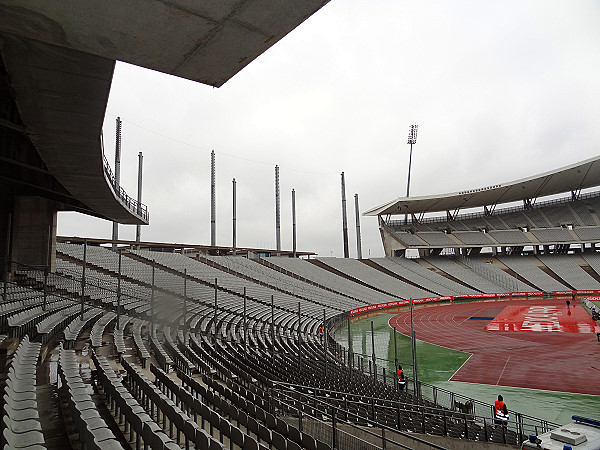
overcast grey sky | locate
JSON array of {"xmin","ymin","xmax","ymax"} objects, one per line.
[{"xmin": 57, "ymin": 0, "xmax": 600, "ymax": 258}]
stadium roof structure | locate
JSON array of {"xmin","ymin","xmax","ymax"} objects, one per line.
[
  {"xmin": 364, "ymin": 155, "xmax": 600, "ymax": 217},
  {"xmin": 0, "ymin": 0, "xmax": 329, "ymax": 224},
  {"xmin": 0, "ymin": 1, "xmax": 329, "ymax": 270}
]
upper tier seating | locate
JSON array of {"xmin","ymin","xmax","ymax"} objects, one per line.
[
  {"xmin": 315, "ymin": 257, "xmax": 434, "ymax": 300},
  {"xmin": 424, "ymin": 257, "xmax": 509, "ymax": 293},
  {"xmin": 496, "ymin": 256, "xmax": 569, "ymax": 292},
  {"xmin": 538, "ymin": 254, "xmax": 600, "ymax": 290},
  {"xmin": 266, "ymin": 257, "xmax": 393, "ymax": 304},
  {"xmin": 371, "ymin": 257, "xmax": 478, "ymax": 296}
]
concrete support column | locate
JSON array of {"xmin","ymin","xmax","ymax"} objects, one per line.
[
  {"xmin": 0, "ymin": 189, "xmax": 12, "ymax": 277},
  {"xmin": 11, "ymin": 196, "xmax": 57, "ymax": 271}
]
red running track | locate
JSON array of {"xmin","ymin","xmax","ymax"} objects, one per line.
[{"xmin": 388, "ymin": 298, "xmax": 600, "ymax": 395}]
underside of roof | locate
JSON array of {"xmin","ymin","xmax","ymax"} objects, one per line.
[
  {"xmin": 365, "ymin": 155, "xmax": 600, "ymax": 217},
  {"xmin": 0, "ymin": 0, "xmax": 329, "ymax": 224},
  {"xmin": 0, "ymin": 1, "xmax": 330, "ymax": 88}
]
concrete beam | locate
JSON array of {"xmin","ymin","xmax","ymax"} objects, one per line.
[
  {"xmin": 0, "ymin": 0, "xmax": 330, "ymax": 87},
  {"xmin": 1, "ymin": 34, "xmax": 146, "ymax": 224}
]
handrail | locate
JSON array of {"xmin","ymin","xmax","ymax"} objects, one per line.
[
  {"xmin": 273, "ymin": 381, "xmax": 557, "ymax": 445},
  {"xmin": 102, "ymin": 152, "xmax": 149, "ymax": 222},
  {"xmin": 273, "ymin": 379, "xmax": 558, "ymax": 434},
  {"xmin": 272, "ymin": 385, "xmax": 449, "ymax": 449}
]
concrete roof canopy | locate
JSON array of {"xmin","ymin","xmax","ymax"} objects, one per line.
[
  {"xmin": 0, "ymin": 0, "xmax": 330, "ymax": 223},
  {"xmin": 364, "ymin": 155, "xmax": 600, "ymax": 217}
]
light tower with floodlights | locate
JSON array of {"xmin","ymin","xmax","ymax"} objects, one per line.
[{"xmin": 405, "ymin": 124, "xmax": 418, "ymax": 224}]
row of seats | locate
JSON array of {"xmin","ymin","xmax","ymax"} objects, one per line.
[
  {"xmin": 92, "ymin": 351, "xmax": 185, "ymax": 450},
  {"xmin": 2, "ymin": 335, "xmax": 45, "ymax": 449},
  {"xmin": 57, "ymin": 345, "xmax": 125, "ymax": 449},
  {"xmin": 90, "ymin": 312, "xmax": 116, "ymax": 348},
  {"xmin": 121, "ymin": 357, "xmax": 226, "ymax": 449},
  {"xmin": 113, "ymin": 315, "xmax": 132, "ymax": 358},
  {"xmin": 7, "ymin": 299, "xmax": 73, "ymax": 338},
  {"xmin": 132, "ymin": 319, "xmax": 151, "ymax": 366},
  {"xmin": 36, "ymin": 304, "xmax": 82, "ymax": 343},
  {"xmin": 63, "ymin": 308, "xmax": 104, "ymax": 348},
  {"xmin": 198, "ymin": 370, "xmax": 331, "ymax": 450}
]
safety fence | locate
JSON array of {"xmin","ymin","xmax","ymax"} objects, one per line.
[
  {"xmin": 272, "ymin": 383, "xmax": 448, "ymax": 450},
  {"xmin": 273, "ymin": 382, "xmax": 557, "ymax": 447}
]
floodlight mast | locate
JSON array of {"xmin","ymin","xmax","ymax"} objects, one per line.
[{"xmin": 405, "ymin": 124, "xmax": 418, "ymax": 224}]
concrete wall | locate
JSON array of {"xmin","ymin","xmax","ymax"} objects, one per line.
[
  {"xmin": 0, "ymin": 189, "xmax": 11, "ymax": 278},
  {"xmin": 10, "ymin": 196, "xmax": 56, "ymax": 271}
]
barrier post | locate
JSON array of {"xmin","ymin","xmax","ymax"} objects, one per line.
[
  {"xmin": 243, "ymin": 287, "xmax": 247, "ymax": 357},
  {"xmin": 298, "ymin": 302, "xmax": 302, "ymax": 369},
  {"xmin": 271, "ymin": 295, "xmax": 275, "ymax": 362},
  {"xmin": 393, "ymin": 326, "xmax": 398, "ymax": 390},
  {"xmin": 43, "ymin": 224, "xmax": 51, "ymax": 311},
  {"xmin": 323, "ymin": 308, "xmax": 327, "ymax": 379},
  {"xmin": 214, "ymin": 278, "xmax": 218, "ymax": 341},
  {"xmin": 151, "ymin": 261, "xmax": 155, "ymax": 334},
  {"xmin": 347, "ymin": 312, "xmax": 352, "ymax": 367},
  {"xmin": 371, "ymin": 320, "xmax": 376, "ymax": 380},
  {"xmin": 116, "ymin": 250, "xmax": 121, "ymax": 329},
  {"xmin": 183, "ymin": 268, "xmax": 187, "ymax": 345},
  {"xmin": 80, "ymin": 238, "xmax": 87, "ymax": 319}
]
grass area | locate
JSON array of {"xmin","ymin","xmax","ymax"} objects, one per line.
[
  {"xmin": 334, "ymin": 313, "xmax": 470, "ymax": 382},
  {"xmin": 334, "ymin": 311, "xmax": 600, "ymax": 425}
]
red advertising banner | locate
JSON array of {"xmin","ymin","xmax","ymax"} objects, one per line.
[
  {"xmin": 553, "ymin": 290, "xmax": 600, "ymax": 296},
  {"xmin": 349, "ymin": 296, "xmax": 452, "ymax": 316},
  {"xmin": 349, "ymin": 291, "xmax": 543, "ymax": 316}
]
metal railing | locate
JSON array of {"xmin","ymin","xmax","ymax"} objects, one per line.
[
  {"xmin": 8, "ymin": 262, "xmax": 150, "ymax": 318},
  {"xmin": 103, "ymin": 153, "xmax": 149, "ymax": 222},
  {"xmin": 273, "ymin": 382, "xmax": 556, "ymax": 447},
  {"xmin": 327, "ymin": 327, "xmax": 559, "ymax": 441},
  {"xmin": 272, "ymin": 383, "xmax": 449, "ymax": 449}
]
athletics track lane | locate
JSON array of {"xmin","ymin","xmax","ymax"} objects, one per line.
[{"xmin": 388, "ymin": 298, "xmax": 600, "ymax": 396}]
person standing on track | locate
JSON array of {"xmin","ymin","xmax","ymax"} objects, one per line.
[{"xmin": 494, "ymin": 395, "xmax": 509, "ymax": 425}]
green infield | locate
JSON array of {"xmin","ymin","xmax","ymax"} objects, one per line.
[{"xmin": 334, "ymin": 312, "xmax": 600, "ymax": 425}]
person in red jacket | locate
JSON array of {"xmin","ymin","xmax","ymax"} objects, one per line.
[
  {"xmin": 494, "ymin": 395, "xmax": 509, "ymax": 425},
  {"xmin": 397, "ymin": 365, "xmax": 406, "ymax": 391}
]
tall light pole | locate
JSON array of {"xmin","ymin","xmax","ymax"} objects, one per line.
[
  {"xmin": 112, "ymin": 117, "xmax": 122, "ymax": 250},
  {"xmin": 211, "ymin": 150, "xmax": 216, "ymax": 247},
  {"xmin": 232, "ymin": 178, "xmax": 237, "ymax": 255},
  {"xmin": 405, "ymin": 123, "xmax": 418, "ymax": 224}
]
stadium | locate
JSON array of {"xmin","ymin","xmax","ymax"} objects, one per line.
[{"xmin": 1, "ymin": 2, "xmax": 600, "ymax": 450}]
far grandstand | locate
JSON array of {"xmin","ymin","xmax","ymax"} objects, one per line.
[{"xmin": 365, "ymin": 155, "xmax": 600, "ymax": 260}]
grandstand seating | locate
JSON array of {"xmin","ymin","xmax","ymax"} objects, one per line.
[
  {"xmin": 58, "ymin": 345, "xmax": 125, "ymax": 449},
  {"xmin": 267, "ymin": 257, "xmax": 388, "ymax": 304},
  {"xmin": 3, "ymin": 240, "xmax": 593, "ymax": 449},
  {"xmin": 3, "ymin": 335, "xmax": 45, "ymax": 449},
  {"xmin": 384, "ymin": 192, "xmax": 600, "ymax": 252},
  {"xmin": 416, "ymin": 232, "xmax": 460, "ymax": 247},
  {"xmin": 451, "ymin": 231, "xmax": 495, "ymax": 246},
  {"xmin": 424, "ymin": 257, "xmax": 510, "ymax": 293},
  {"xmin": 537, "ymin": 254, "xmax": 600, "ymax": 290},
  {"xmin": 315, "ymin": 257, "xmax": 434, "ymax": 299},
  {"xmin": 496, "ymin": 256, "xmax": 569, "ymax": 292},
  {"xmin": 371, "ymin": 257, "xmax": 479, "ymax": 296}
]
